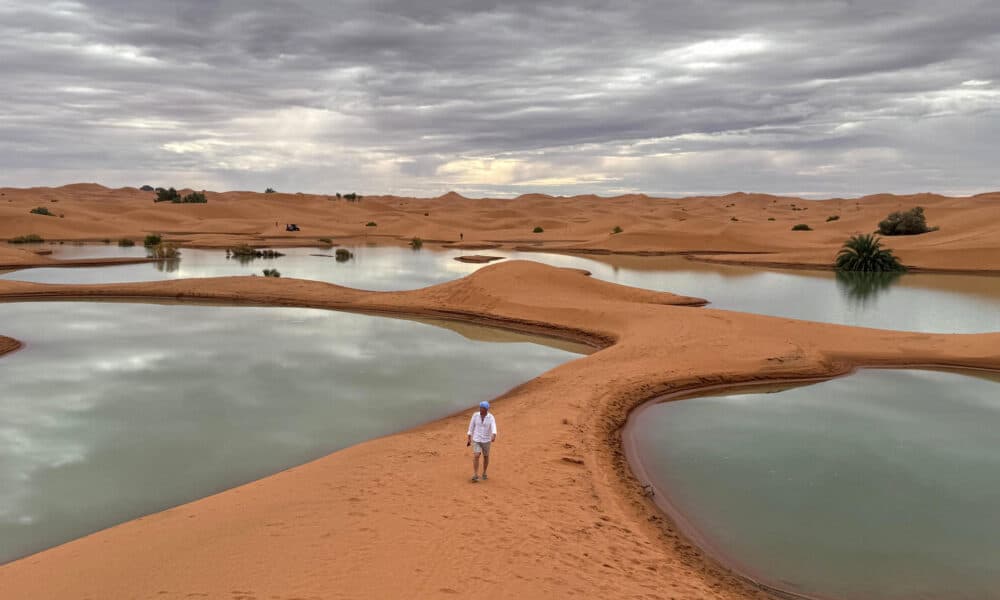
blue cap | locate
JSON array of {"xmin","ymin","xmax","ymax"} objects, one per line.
[{"xmin": 479, "ymin": 401, "xmax": 490, "ymax": 410}]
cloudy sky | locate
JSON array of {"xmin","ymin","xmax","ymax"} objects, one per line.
[{"xmin": 2, "ymin": 1, "xmax": 998, "ymax": 197}]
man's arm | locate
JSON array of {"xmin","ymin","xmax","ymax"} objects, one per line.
[
  {"xmin": 467, "ymin": 414, "xmax": 474, "ymax": 446},
  {"xmin": 490, "ymin": 416, "xmax": 497, "ymax": 443}
]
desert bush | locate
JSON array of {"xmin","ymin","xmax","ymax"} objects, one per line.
[
  {"xmin": 143, "ymin": 234, "xmax": 162, "ymax": 247},
  {"xmin": 8, "ymin": 234, "xmax": 43, "ymax": 244},
  {"xmin": 30, "ymin": 207, "xmax": 54, "ymax": 216},
  {"xmin": 102, "ymin": 238, "xmax": 111, "ymax": 244},
  {"xmin": 175, "ymin": 191, "xmax": 207, "ymax": 204},
  {"xmin": 318, "ymin": 237, "xmax": 333, "ymax": 244},
  {"xmin": 265, "ymin": 187, "xmax": 276, "ymax": 194},
  {"xmin": 335, "ymin": 248, "xmax": 353, "ymax": 261},
  {"xmin": 730, "ymin": 216, "xmax": 739, "ymax": 222},
  {"xmin": 227, "ymin": 244, "xmax": 284, "ymax": 259},
  {"xmin": 410, "ymin": 237, "xmax": 423, "ymax": 249},
  {"xmin": 533, "ymin": 226, "xmax": 544, "ymax": 233},
  {"xmin": 835, "ymin": 234, "xmax": 906, "ymax": 272},
  {"xmin": 791, "ymin": 224, "xmax": 812, "ymax": 231},
  {"xmin": 148, "ymin": 243, "xmax": 180, "ymax": 259},
  {"xmin": 365, "ymin": 221, "xmax": 377, "ymax": 227},
  {"xmin": 140, "ymin": 185, "xmax": 154, "ymax": 192},
  {"xmin": 155, "ymin": 187, "xmax": 180, "ymax": 203},
  {"xmin": 878, "ymin": 206, "xmax": 933, "ymax": 236},
  {"xmin": 612, "ymin": 226, "xmax": 623, "ymax": 234},
  {"xmin": 344, "ymin": 192, "xmax": 360, "ymax": 201},
  {"xmin": 262, "ymin": 268, "xmax": 281, "ymax": 278},
  {"xmin": 826, "ymin": 215, "xmax": 840, "ymax": 222},
  {"xmin": 767, "ymin": 217, "xmax": 776, "ymax": 221},
  {"xmin": 118, "ymin": 238, "xmax": 135, "ymax": 247}
]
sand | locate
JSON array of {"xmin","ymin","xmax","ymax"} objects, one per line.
[
  {"xmin": 1, "ymin": 185, "xmax": 999, "ymax": 598},
  {"xmin": 1, "ymin": 259, "xmax": 998, "ymax": 599},
  {"xmin": 3, "ymin": 184, "xmax": 999, "ymax": 273}
]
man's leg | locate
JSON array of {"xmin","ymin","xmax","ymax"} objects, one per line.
[
  {"xmin": 482, "ymin": 444, "xmax": 490, "ymax": 478},
  {"xmin": 472, "ymin": 449, "xmax": 481, "ymax": 481}
]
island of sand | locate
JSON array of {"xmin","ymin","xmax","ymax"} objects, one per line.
[{"xmin": 1, "ymin": 185, "xmax": 999, "ymax": 599}]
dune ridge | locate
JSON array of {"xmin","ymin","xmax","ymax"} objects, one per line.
[
  {"xmin": 2, "ymin": 184, "xmax": 999, "ymax": 273},
  {"xmin": 0, "ymin": 261, "xmax": 998, "ymax": 599}
]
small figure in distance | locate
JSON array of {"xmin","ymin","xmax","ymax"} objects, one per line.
[
  {"xmin": 466, "ymin": 401, "xmax": 497, "ymax": 482},
  {"xmin": 460, "ymin": 232, "xmax": 464, "ymax": 241}
]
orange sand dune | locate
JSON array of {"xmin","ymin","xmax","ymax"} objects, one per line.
[
  {"xmin": 2, "ymin": 184, "xmax": 998, "ymax": 272},
  {"xmin": 1, "ymin": 261, "xmax": 998, "ymax": 600},
  {"xmin": 0, "ymin": 335, "xmax": 20, "ymax": 356}
]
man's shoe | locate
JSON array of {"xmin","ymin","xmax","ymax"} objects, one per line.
[{"xmin": 471, "ymin": 475, "xmax": 479, "ymax": 482}]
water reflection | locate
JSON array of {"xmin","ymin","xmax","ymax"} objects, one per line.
[
  {"xmin": 0, "ymin": 301, "xmax": 581, "ymax": 564},
  {"xmin": 2, "ymin": 245, "xmax": 999, "ymax": 333},
  {"xmin": 835, "ymin": 271, "xmax": 903, "ymax": 305},
  {"xmin": 628, "ymin": 369, "xmax": 1000, "ymax": 600}
]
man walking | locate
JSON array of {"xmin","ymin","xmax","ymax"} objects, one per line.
[{"xmin": 466, "ymin": 401, "xmax": 497, "ymax": 482}]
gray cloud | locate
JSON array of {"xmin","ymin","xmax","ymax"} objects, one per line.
[{"xmin": 1, "ymin": 0, "xmax": 998, "ymax": 196}]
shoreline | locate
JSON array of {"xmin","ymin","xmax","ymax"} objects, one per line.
[{"xmin": 1, "ymin": 264, "xmax": 999, "ymax": 599}]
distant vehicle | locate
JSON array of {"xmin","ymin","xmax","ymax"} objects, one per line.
[{"xmin": 285, "ymin": 224, "xmax": 300, "ymax": 232}]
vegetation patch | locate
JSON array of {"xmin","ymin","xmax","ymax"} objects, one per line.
[
  {"xmin": 227, "ymin": 244, "xmax": 284, "ymax": 259},
  {"xmin": 8, "ymin": 234, "xmax": 44, "ymax": 244},
  {"xmin": 175, "ymin": 191, "xmax": 207, "ymax": 204},
  {"xmin": 612, "ymin": 226, "xmax": 623, "ymax": 234},
  {"xmin": 148, "ymin": 243, "xmax": 180, "ymax": 259},
  {"xmin": 143, "ymin": 234, "xmax": 162, "ymax": 247},
  {"xmin": 878, "ymin": 206, "xmax": 935, "ymax": 235},
  {"xmin": 826, "ymin": 215, "xmax": 840, "ymax": 222},
  {"xmin": 265, "ymin": 187, "xmax": 276, "ymax": 194},
  {"xmin": 29, "ymin": 207, "xmax": 54, "ymax": 216},
  {"xmin": 836, "ymin": 234, "xmax": 906, "ymax": 272},
  {"xmin": 767, "ymin": 217, "xmax": 776, "ymax": 221},
  {"xmin": 533, "ymin": 226, "xmax": 544, "ymax": 233},
  {"xmin": 335, "ymin": 248, "xmax": 354, "ymax": 261},
  {"xmin": 410, "ymin": 237, "xmax": 423, "ymax": 249},
  {"xmin": 140, "ymin": 185, "xmax": 154, "ymax": 192},
  {"xmin": 366, "ymin": 221, "xmax": 377, "ymax": 227},
  {"xmin": 262, "ymin": 268, "xmax": 281, "ymax": 278},
  {"xmin": 318, "ymin": 237, "xmax": 333, "ymax": 244},
  {"xmin": 118, "ymin": 238, "xmax": 135, "ymax": 247},
  {"xmin": 791, "ymin": 223, "xmax": 812, "ymax": 231},
  {"xmin": 154, "ymin": 187, "xmax": 180, "ymax": 203}
]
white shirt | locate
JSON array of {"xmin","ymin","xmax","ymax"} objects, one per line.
[{"xmin": 467, "ymin": 411, "xmax": 497, "ymax": 443}]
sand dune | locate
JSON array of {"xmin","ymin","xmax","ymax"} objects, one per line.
[
  {"xmin": 0, "ymin": 261, "xmax": 997, "ymax": 599},
  {"xmin": 2, "ymin": 185, "xmax": 998, "ymax": 272}
]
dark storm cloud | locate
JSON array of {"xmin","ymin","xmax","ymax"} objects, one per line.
[{"xmin": 1, "ymin": 0, "xmax": 998, "ymax": 195}]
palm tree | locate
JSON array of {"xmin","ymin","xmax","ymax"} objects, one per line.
[{"xmin": 835, "ymin": 234, "xmax": 906, "ymax": 272}]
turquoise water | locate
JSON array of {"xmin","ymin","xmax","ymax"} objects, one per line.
[
  {"xmin": 3, "ymin": 245, "xmax": 998, "ymax": 333},
  {"xmin": 628, "ymin": 369, "xmax": 1000, "ymax": 600},
  {"xmin": 0, "ymin": 302, "xmax": 582, "ymax": 564}
]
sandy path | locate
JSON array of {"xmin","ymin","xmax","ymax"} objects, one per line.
[{"xmin": 0, "ymin": 261, "xmax": 997, "ymax": 600}]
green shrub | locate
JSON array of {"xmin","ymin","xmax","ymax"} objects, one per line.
[
  {"xmin": 826, "ymin": 215, "xmax": 840, "ymax": 222},
  {"xmin": 8, "ymin": 234, "xmax": 43, "ymax": 244},
  {"xmin": 143, "ymin": 234, "xmax": 162, "ymax": 247},
  {"xmin": 344, "ymin": 192, "xmax": 360, "ymax": 201},
  {"xmin": 29, "ymin": 207, "xmax": 54, "ymax": 216},
  {"xmin": 335, "ymin": 248, "xmax": 353, "ymax": 261},
  {"xmin": 318, "ymin": 237, "xmax": 333, "ymax": 244},
  {"xmin": 262, "ymin": 268, "xmax": 281, "ymax": 278},
  {"xmin": 140, "ymin": 185, "xmax": 154, "ymax": 192},
  {"xmin": 878, "ymin": 206, "xmax": 932, "ymax": 235},
  {"xmin": 410, "ymin": 237, "xmax": 423, "ymax": 249},
  {"xmin": 155, "ymin": 187, "xmax": 180, "ymax": 203},
  {"xmin": 835, "ymin": 234, "xmax": 906, "ymax": 272},
  {"xmin": 533, "ymin": 226, "xmax": 544, "ymax": 233},
  {"xmin": 365, "ymin": 221, "xmax": 377, "ymax": 227},
  {"xmin": 118, "ymin": 238, "xmax": 135, "ymax": 247},
  {"xmin": 227, "ymin": 245, "xmax": 284, "ymax": 259},
  {"xmin": 612, "ymin": 226, "xmax": 623, "ymax": 234},
  {"xmin": 102, "ymin": 238, "xmax": 111, "ymax": 244},
  {"xmin": 265, "ymin": 187, "xmax": 276, "ymax": 194},
  {"xmin": 791, "ymin": 224, "xmax": 812, "ymax": 231}
]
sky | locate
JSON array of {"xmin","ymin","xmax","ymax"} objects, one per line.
[{"xmin": 1, "ymin": 0, "xmax": 998, "ymax": 198}]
